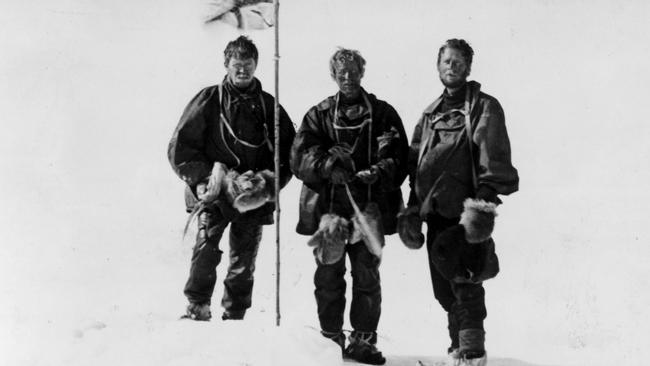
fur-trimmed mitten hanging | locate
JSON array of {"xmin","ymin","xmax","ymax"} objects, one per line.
[
  {"xmin": 459, "ymin": 198, "xmax": 497, "ymax": 243},
  {"xmin": 308, "ymin": 214, "xmax": 350, "ymax": 265},
  {"xmin": 198, "ymin": 162, "xmax": 229, "ymax": 203},
  {"xmin": 225, "ymin": 170, "xmax": 273, "ymax": 213},
  {"xmin": 350, "ymin": 202, "xmax": 385, "ymax": 259},
  {"xmin": 430, "ymin": 228, "xmax": 500, "ymax": 284},
  {"xmin": 397, "ymin": 205, "xmax": 425, "ymax": 249},
  {"xmin": 430, "ymin": 198, "xmax": 500, "ymax": 283}
]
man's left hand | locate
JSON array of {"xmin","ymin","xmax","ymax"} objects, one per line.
[{"xmin": 355, "ymin": 167, "xmax": 379, "ymax": 185}]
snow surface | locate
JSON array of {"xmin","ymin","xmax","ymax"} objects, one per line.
[{"xmin": 2, "ymin": 1, "xmax": 649, "ymax": 365}]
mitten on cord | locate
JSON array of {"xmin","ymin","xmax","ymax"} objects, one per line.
[
  {"xmin": 230, "ymin": 170, "xmax": 273, "ymax": 213},
  {"xmin": 350, "ymin": 202, "xmax": 384, "ymax": 259},
  {"xmin": 308, "ymin": 214, "xmax": 350, "ymax": 265},
  {"xmin": 397, "ymin": 205, "xmax": 425, "ymax": 249},
  {"xmin": 197, "ymin": 162, "xmax": 229, "ymax": 203}
]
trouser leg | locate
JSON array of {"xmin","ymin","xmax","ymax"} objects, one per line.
[
  {"xmin": 426, "ymin": 215, "xmax": 462, "ymax": 349},
  {"xmin": 313, "ymin": 253, "xmax": 347, "ymax": 333},
  {"xmin": 184, "ymin": 209, "xmax": 228, "ymax": 305},
  {"xmin": 221, "ymin": 221, "xmax": 263, "ymax": 314},
  {"xmin": 348, "ymin": 242, "xmax": 382, "ymax": 336},
  {"xmin": 426, "ymin": 214, "xmax": 488, "ymax": 354},
  {"xmin": 452, "ymin": 281, "xmax": 486, "ymax": 331}
]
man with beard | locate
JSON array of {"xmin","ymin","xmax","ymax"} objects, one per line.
[
  {"xmin": 290, "ymin": 48, "xmax": 408, "ymax": 365},
  {"xmin": 168, "ymin": 35, "xmax": 295, "ymax": 321},
  {"xmin": 401, "ymin": 39, "xmax": 519, "ymax": 365}
]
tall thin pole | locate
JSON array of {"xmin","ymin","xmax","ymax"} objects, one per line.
[{"xmin": 273, "ymin": 0, "xmax": 281, "ymax": 327}]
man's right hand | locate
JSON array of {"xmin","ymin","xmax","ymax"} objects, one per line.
[{"xmin": 330, "ymin": 167, "xmax": 351, "ymax": 185}]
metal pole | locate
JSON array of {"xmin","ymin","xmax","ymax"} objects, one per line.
[{"xmin": 273, "ymin": 0, "xmax": 281, "ymax": 327}]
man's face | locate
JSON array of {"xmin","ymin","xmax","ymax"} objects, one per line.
[
  {"xmin": 226, "ymin": 56, "xmax": 257, "ymax": 88},
  {"xmin": 333, "ymin": 61, "xmax": 363, "ymax": 99},
  {"xmin": 437, "ymin": 47, "xmax": 470, "ymax": 89}
]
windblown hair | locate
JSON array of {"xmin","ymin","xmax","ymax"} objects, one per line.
[
  {"xmin": 224, "ymin": 35, "xmax": 259, "ymax": 66},
  {"xmin": 437, "ymin": 38, "xmax": 474, "ymax": 68},
  {"xmin": 329, "ymin": 47, "xmax": 366, "ymax": 79}
]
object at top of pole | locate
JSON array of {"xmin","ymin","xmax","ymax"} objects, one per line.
[{"xmin": 205, "ymin": 0, "xmax": 275, "ymax": 30}]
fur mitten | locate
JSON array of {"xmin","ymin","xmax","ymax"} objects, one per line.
[
  {"xmin": 224, "ymin": 170, "xmax": 273, "ymax": 213},
  {"xmin": 198, "ymin": 162, "xmax": 228, "ymax": 203},
  {"xmin": 350, "ymin": 202, "xmax": 385, "ymax": 259},
  {"xmin": 431, "ymin": 224, "xmax": 500, "ymax": 284},
  {"xmin": 397, "ymin": 205, "xmax": 425, "ymax": 249},
  {"xmin": 308, "ymin": 214, "xmax": 350, "ymax": 265},
  {"xmin": 459, "ymin": 198, "xmax": 497, "ymax": 243}
]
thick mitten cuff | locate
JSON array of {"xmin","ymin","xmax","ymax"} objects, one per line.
[{"xmin": 459, "ymin": 198, "xmax": 497, "ymax": 244}]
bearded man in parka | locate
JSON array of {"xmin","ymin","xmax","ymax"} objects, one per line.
[
  {"xmin": 290, "ymin": 48, "xmax": 408, "ymax": 365},
  {"xmin": 168, "ymin": 36, "xmax": 295, "ymax": 322},
  {"xmin": 401, "ymin": 39, "xmax": 519, "ymax": 366}
]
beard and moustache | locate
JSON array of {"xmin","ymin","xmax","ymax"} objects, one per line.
[{"xmin": 439, "ymin": 69, "xmax": 470, "ymax": 91}]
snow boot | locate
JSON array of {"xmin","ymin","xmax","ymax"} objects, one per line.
[
  {"xmin": 221, "ymin": 310, "xmax": 245, "ymax": 320},
  {"xmin": 321, "ymin": 330, "xmax": 346, "ymax": 355},
  {"xmin": 458, "ymin": 329, "xmax": 486, "ymax": 366},
  {"xmin": 459, "ymin": 352, "xmax": 487, "ymax": 366},
  {"xmin": 447, "ymin": 347, "xmax": 461, "ymax": 366},
  {"xmin": 344, "ymin": 331, "xmax": 386, "ymax": 365},
  {"xmin": 180, "ymin": 302, "xmax": 211, "ymax": 321}
]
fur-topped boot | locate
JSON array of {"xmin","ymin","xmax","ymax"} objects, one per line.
[
  {"xmin": 458, "ymin": 329, "xmax": 487, "ymax": 366},
  {"xmin": 180, "ymin": 302, "xmax": 211, "ymax": 321},
  {"xmin": 308, "ymin": 213, "xmax": 350, "ymax": 265}
]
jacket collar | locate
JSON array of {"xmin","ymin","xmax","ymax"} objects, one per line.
[
  {"xmin": 423, "ymin": 80, "xmax": 482, "ymax": 116},
  {"xmin": 222, "ymin": 76, "xmax": 262, "ymax": 103}
]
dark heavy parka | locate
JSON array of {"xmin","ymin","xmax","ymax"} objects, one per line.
[
  {"xmin": 291, "ymin": 90, "xmax": 409, "ymax": 235},
  {"xmin": 408, "ymin": 81, "xmax": 519, "ymax": 218},
  {"xmin": 168, "ymin": 78, "xmax": 296, "ymax": 224}
]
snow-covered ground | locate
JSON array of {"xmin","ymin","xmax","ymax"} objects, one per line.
[{"xmin": 1, "ymin": 1, "xmax": 649, "ymax": 365}]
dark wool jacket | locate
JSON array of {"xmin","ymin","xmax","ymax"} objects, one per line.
[
  {"xmin": 290, "ymin": 90, "xmax": 409, "ymax": 235},
  {"xmin": 407, "ymin": 81, "xmax": 519, "ymax": 218},
  {"xmin": 168, "ymin": 78, "xmax": 296, "ymax": 224}
]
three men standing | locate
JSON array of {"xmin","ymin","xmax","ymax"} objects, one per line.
[
  {"xmin": 168, "ymin": 36, "xmax": 518, "ymax": 366},
  {"xmin": 290, "ymin": 48, "xmax": 409, "ymax": 365}
]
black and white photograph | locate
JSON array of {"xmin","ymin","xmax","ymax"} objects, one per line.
[{"xmin": 1, "ymin": 1, "xmax": 648, "ymax": 365}]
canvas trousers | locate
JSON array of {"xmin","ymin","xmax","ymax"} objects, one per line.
[
  {"xmin": 314, "ymin": 242, "xmax": 382, "ymax": 336},
  {"xmin": 425, "ymin": 215, "xmax": 487, "ymax": 350},
  {"xmin": 183, "ymin": 207, "xmax": 263, "ymax": 313}
]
